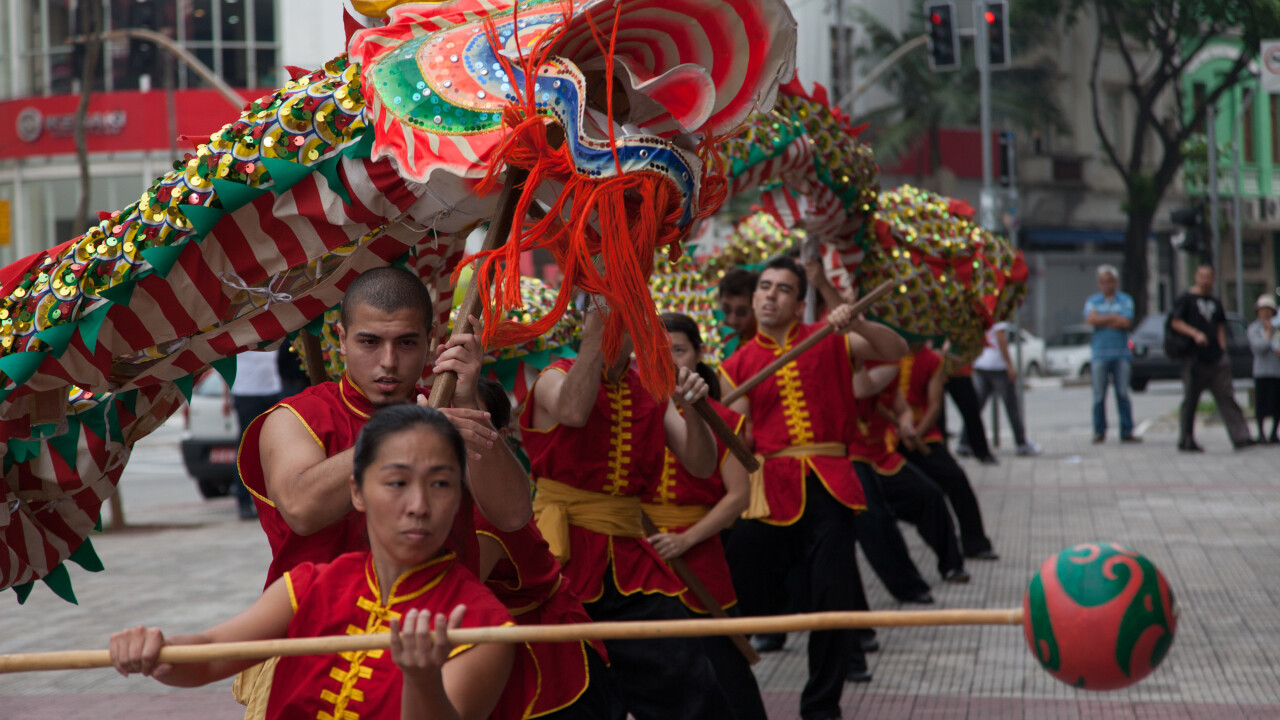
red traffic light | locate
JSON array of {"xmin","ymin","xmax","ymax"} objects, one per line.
[
  {"xmin": 984, "ymin": 10, "xmax": 995, "ymax": 23},
  {"xmin": 932, "ymin": 12, "xmax": 942, "ymax": 24}
]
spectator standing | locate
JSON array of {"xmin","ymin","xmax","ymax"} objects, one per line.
[
  {"xmin": 967, "ymin": 322, "xmax": 1041, "ymax": 456},
  {"xmin": 1169, "ymin": 265, "xmax": 1254, "ymax": 452},
  {"xmin": 946, "ymin": 362, "xmax": 998, "ymax": 464},
  {"xmin": 1083, "ymin": 265, "xmax": 1140, "ymax": 443},
  {"xmin": 231, "ymin": 349, "xmax": 286, "ymax": 520},
  {"xmin": 1247, "ymin": 294, "xmax": 1280, "ymax": 443}
]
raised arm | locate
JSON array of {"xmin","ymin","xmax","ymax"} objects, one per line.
[
  {"xmin": 260, "ymin": 408, "xmax": 356, "ymax": 535},
  {"xmin": 829, "ymin": 302, "xmax": 906, "ymax": 363},
  {"xmin": 853, "ymin": 361, "xmax": 899, "ymax": 399},
  {"xmin": 109, "ymin": 577, "xmax": 295, "ymax": 687},
  {"xmin": 664, "ymin": 368, "xmax": 717, "ymax": 479},
  {"xmin": 533, "ymin": 309, "xmax": 606, "ymax": 430}
]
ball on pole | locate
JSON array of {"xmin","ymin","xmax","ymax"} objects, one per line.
[{"xmin": 1023, "ymin": 542, "xmax": 1177, "ymax": 690}]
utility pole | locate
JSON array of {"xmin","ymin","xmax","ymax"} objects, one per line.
[
  {"xmin": 977, "ymin": 1, "xmax": 994, "ymax": 224},
  {"xmin": 1231, "ymin": 87, "xmax": 1255, "ymax": 316}
]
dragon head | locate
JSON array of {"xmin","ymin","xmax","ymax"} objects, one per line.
[{"xmin": 351, "ymin": 0, "xmax": 797, "ymax": 396}]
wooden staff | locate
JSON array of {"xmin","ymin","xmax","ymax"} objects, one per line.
[
  {"xmin": 428, "ymin": 168, "xmax": 530, "ymax": 408},
  {"xmin": 721, "ymin": 280, "xmax": 898, "ymax": 407},
  {"xmin": 639, "ymin": 513, "xmax": 760, "ymax": 665},
  {"xmin": 300, "ymin": 332, "xmax": 328, "ymax": 386},
  {"xmin": 0, "ymin": 608, "xmax": 1023, "ymax": 674}
]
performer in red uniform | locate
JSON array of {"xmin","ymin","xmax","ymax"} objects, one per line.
[
  {"xmin": 641, "ymin": 312, "xmax": 767, "ymax": 720},
  {"xmin": 110, "ymin": 405, "xmax": 517, "ymax": 720},
  {"xmin": 474, "ymin": 379, "xmax": 620, "ymax": 720},
  {"xmin": 239, "ymin": 266, "xmax": 532, "ymax": 587},
  {"xmin": 719, "ymin": 257, "xmax": 907, "ymax": 720},
  {"xmin": 521, "ymin": 303, "xmax": 732, "ymax": 720},
  {"xmin": 892, "ymin": 344, "xmax": 998, "ymax": 560}
]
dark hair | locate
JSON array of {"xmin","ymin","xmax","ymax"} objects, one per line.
[
  {"xmin": 352, "ymin": 405, "xmax": 467, "ymax": 488},
  {"xmin": 763, "ymin": 256, "xmax": 808, "ymax": 301},
  {"xmin": 476, "ymin": 378, "xmax": 512, "ymax": 431},
  {"xmin": 340, "ymin": 266, "xmax": 434, "ymax": 332},
  {"xmin": 661, "ymin": 312, "xmax": 721, "ymax": 402},
  {"xmin": 717, "ymin": 268, "xmax": 758, "ymax": 299}
]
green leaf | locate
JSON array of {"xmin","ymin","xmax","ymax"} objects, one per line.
[
  {"xmin": 313, "ymin": 155, "xmax": 353, "ymax": 206},
  {"xmin": 35, "ymin": 322, "xmax": 78, "ymax": 359},
  {"xmin": 210, "ymin": 178, "xmax": 269, "ymax": 213},
  {"xmin": 261, "ymin": 157, "xmax": 314, "ymax": 194},
  {"xmin": 100, "ymin": 280, "xmax": 137, "ymax": 307},
  {"xmin": 68, "ymin": 536, "xmax": 105, "ymax": 573},
  {"xmin": 40, "ymin": 563, "xmax": 78, "ymax": 605},
  {"xmin": 210, "ymin": 355, "xmax": 238, "ymax": 389},
  {"xmin": 181, "ymin": 204, "xmax": 227, "ymax": 239},
  {"xmin": 12, "ymin": 582, "xmax": 34, "ymax": 604},
  {"xmin": 173, "ymin": 374, "xmax": 195, "ymax": 404},
  {"xmin": 77, "ymin": 305, "xmax": 110, "ymax": 350},
  {"xmin": 139, "ymin": 243, "xmax": 188, "ymax": 279},
  {"xmin": 0, "ymin": 350, "xmax": 49, "ymax": 387}
]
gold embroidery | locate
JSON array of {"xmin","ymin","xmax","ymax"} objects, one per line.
[
  {"xmin": 777, "ymin": 361, "xmax": 815, "ymax": 445},
  {"xmin": 602, "ymin": 379, "xmax": 634, "ymax": 494},
  {"xmin": 654, "ymin": 450, "xmax": 679, "ymax": 505}
]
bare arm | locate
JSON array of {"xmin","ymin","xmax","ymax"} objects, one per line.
[
  {"xmin": 1168, "ymin": 317, "xmax": 1206, "ymax": 343},
  {"xmin": 853, "ymin": 362, "xmax": 899, "ymax": 399},
  {"xmin": 648, "ymin": 453, "xmax": 751, "ymax": 561},
  {"xmin": 846, "ymin": 319, "xmax": 909, "ymax": 362},
  {"xmin": 475, "ymin": 532, "xmax": 507, "ymax": 583},
  {"xmin": 917, "ymin": 362, "xmax": 946, "ymax": 436},
  {"xmin": 995, "ymin": 328, "xmax": 1016, "ymax": 372},
  {"xmin": 533, "ymin": 311, "xmax": 605, "ymax": 429},
  {"xmin": 664, "ymin": 368, "xmax": 716, "ymax": 479},
  {"xmin": 109, "ymin": 578, "xmax": 295, "ymax": 687},
  {"xmin": 804, "ymin": 257, "xmax": 844, "ymax": 315},
  {"xmin": 260, "ymin": 409, "xmax": 356, "ymax": 536}
]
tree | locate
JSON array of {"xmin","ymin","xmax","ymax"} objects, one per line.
[
  {"xmin": 851, "ymin": 6, "xmax": 1065, "ymax": 181},
  {"xmin": 1024, "ymin": 0, "xmax": 1280, "ymax": 319}
]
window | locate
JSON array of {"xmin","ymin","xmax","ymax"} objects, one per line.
[{"xmin": 179, "ymin": 0, "xmax": 279, "ymax": 89}]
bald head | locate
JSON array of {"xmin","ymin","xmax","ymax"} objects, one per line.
[{"xmin": 340, "ymin": 266, "xmax": 433, "ymax": 332}]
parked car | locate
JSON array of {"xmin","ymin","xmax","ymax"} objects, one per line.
[
  {"xmin": 1129, "ymin": 313, "xmax": 1253, "ymax": 391},
  {"xmin": 1045, "ymin": 325, "xmax": 1094, "ymax": 378},
  {"xmin": 180, "ymin": 372, "xmax": 241, "ymax": 499},
  {"xmin": 1008, "ymin": 328, "xmax": 1047, "ymax": 377}
]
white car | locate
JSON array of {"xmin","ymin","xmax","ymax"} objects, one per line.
[
  {"xmin": 1045, "ymin": 325, "xmax": 1094, "ymax": 378},
  {"xmin": 180, "ymin": 372, "xmax": 241, "ymax": 499},
  {"xmin": 1008, "ymin": 327, "xmax": 1047, "ymax": 377}
]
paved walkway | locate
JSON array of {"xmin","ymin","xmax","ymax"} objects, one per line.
[{"xmin": 5, "ymin": 388, "xmax": 1280, "ymax": 718}]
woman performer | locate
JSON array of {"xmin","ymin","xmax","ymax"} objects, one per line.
[
  {"xmin": 642, "ymin": 312, "xmax": 768, "ymax": 720},
  {"xmin": 474, "ymin": 379, "xmax": 620, "ymax": 720},
  {"xmin": 109, "ymin": 405, "xmax": 516, "ymax": 720}
]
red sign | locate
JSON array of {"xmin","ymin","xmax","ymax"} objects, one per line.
[{"xmin": 0, "ymin": 88, "xmax": 276, "ymax": 160}]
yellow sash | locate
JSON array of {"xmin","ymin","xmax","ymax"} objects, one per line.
[
  {"xmin": 745, "ymin": 443, "xmax": 849, "ymax": 519},
  {"xmin": 533, "ymin": 478, "xmax": 645, "ymax": 563},
  {"xmin": 640, "ymin": 502, "xmax": 711, "ymax": 531},
  {"xmin": 231, "ymin": 655, "xmax": 279, "ymax": 720}
]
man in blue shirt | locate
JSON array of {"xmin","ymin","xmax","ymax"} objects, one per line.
[{"xmin": 1084, "ymin": 265, "xmax": 1140, "ymax": 443}]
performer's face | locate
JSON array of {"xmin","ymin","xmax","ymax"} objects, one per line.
[
  {"xmin": 668, "ymin": 331, "xmax": 698, "ymax": 373},
  {"xmin": 352, "ymin": 425, "xmax": 462, "ymax": 567},
  {"xmin": 719, "ymin": 294, "xmax": 754, "ymax": 335},
  {"xmin": 337, "ymin": 304, "xmax": 431, "ymax": 406},
  {"xmin": 754, "ymin": 268, "xmax": 804, "ymax": 329}
]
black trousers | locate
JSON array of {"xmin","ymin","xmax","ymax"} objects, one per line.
[
  {"xmin": 944, "ymin": 375, "xmax": 993, "ymax": 460},
  {"xmin": 542, "ymin": 643, "xmax": 623, "ymax": 720},
  {"xmin": 585, "ymin": 574, "xmax": 733, "ymax": 720},
  {"xmin": 851, "ymin": 462, "xmax": 931, "ymax": 600},
  {"xmin": 727, "ymin": 475, "xmax": 867, "ymax": 720},
  {"xmin": 876, "ymin": 463, "xmax": 964, "ymax": 576},
  {"xmin": 901, "ymin": 445, "xmax": 993, "ymax": 556},
  {"xmin": 700, "ymin": 606, "xmax": 769, "ymax": 720}
]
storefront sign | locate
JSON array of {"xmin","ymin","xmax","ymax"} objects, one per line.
[{"xmin": 1263, "ymin": 40, "xmax": 1280, "ymax": 95}]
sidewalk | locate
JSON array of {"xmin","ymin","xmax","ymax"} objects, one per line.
[{"xmin": 4, "ymin": 410, "xmax": 1280, "ymax": 718}]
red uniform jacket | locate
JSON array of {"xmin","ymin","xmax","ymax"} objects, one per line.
[
  {"xmin": 640, "ymin": 400, "xmax": 742, "ymax": 613},
  {"xmin": 476, "ymin": 510, "xmax": 606, "ymax": 719},
  {"xmin": 720, "ymin": 322, "xmax": 866, "ymax": 525},
  {"xmin": 239, "ymin": 375, "xmax": 476, "ymax": 587},
  {"xmin": 897, "ymin": 348, "xmax": 945, "ymax": 445},
  {"xmin": 267, "ymin": 551, "xmax": 512, "ymax": 720},
  {"xmin": 520, "ymin": 359, "xmax": 685, "ymax": 602}
]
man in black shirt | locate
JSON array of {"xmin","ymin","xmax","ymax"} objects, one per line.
[{"xmin": 1169, "ymin": 265, "xmax": 1253, "ymax": 451}]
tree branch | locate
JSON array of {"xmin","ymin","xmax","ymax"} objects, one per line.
[{"xmin": 1090, "ymin": 9, "xmax": 1128, "ymax": 185}]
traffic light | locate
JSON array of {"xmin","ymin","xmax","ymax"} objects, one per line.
[
  {"xmin": 924, "ymin": 1, "xmax": 958, "ymax": 72},
  {"xmin": 984, "ymin": 0, "xmax": 1010, "ymax": 69},
  {"xmin": 128, "ymin": 0, "xmax": 158, "ymax": 78},
  {"xmin": 1171, "ymin": 204, "xmax": 1207, "ymax": 258},
  {"xmin": 998, "ymin": 132, "xmax": 1015, "ymax": 186}
]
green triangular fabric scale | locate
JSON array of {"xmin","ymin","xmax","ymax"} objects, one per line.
[
  {"xmin": 524, "ymin": 349, "xmax": 551, "ymax": 370},
  {"xmin": 343, "ymin": 129, "xmax": 375, "ymax": 160},
  {"xmin": 210, "ymin": 178, "xmax": 269, "ymax": 213},
  {"xmin": 117, "ymin": 389, "xmax": 138, "ymax": 417},
  {"xmin": 181, "ymin": 204, "xmax": 227, "ymax": 239},
  {"xmin": 78, "ymin": 401, "xmax": 110, "ymax": 441},
  {"xmin": 0, "ymin": 350, "xmax": 49, "ymax": 386},
  {"xmin": 174, "ymin": 374, "xmax": 195, "ymax": 404},
  {"xmin": 40, "ymin": 563, "xmax": 78, "ymax": 605},
  {"xmin": 46, "ymin": 417, "xmax": 82, "ymax": 466},
  {"xmin": 492, "ymin": 359, "xmax": 518, "ymax": 391},
  {"xmin": 261, "ymin": 157, "xmax": 314, "ymax": 194},
  {"xmin": 77, "ymin": 305, "xmax": 110, "ymax": 350},
  {"xmin": 303, "ymin": 315, "xmax": 325, "ymax": 337},
  {"xmin": 139, "ymin": 243, "xmax": 188, "ymax": 279},
  {"xmin": 313, "ymin": 156, "xmax": 353, "ymax": 206},
  {"xmin": 210, "ymin": 355, "xmax": 238, "ymax": 389},
  {"xmin": 94, "ymin": 515, "xmax": 103, "ymax": 532},
  {"xmin": 12, "ymin": 582, "xmax": 34, "ymax": 604},
  {"xmin": 68, "ymin": 536, "xmax": 105, "ymax": 572},
  {"xmin": 35, "ymin": 322, "xmax": 77, "ymax": 359},
  {"xmin": 7, "ymin": 439, "xmax": 41, "ymax": 464},
  {"xmin": 100, "ymin": 280, "xmax": 137, "ymax": 307}
]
